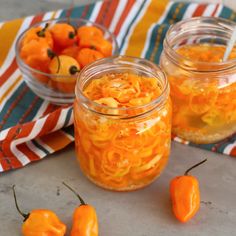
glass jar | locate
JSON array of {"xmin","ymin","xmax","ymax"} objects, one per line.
[
  {"xmin": 160, "ymin": 17, "xmax": 236, "ymax": 144},
  {"xmin": 74, "ymin": 56, "xmax": 172, "ymax": 191}
]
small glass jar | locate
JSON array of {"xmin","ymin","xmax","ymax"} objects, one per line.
[
  {"xmin": 160, "ymin": 17, "xmax": 236, "ymax": 144},
  {"xmin": 74, "ymin": 56, "xmax": 171, "ymax": 191}
]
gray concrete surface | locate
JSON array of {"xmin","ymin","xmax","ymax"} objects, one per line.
[
  {"xmin": 0, "ymin": 0, "xmax": 236, "ymax": 236},
  {"xmin": 0, "ymin": 142, "xmax": 236, "ymax": 236}
]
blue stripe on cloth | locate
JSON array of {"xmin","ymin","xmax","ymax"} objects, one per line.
[
  {"xmin": 32, "ymin": 140, "xmax": 50, "ymax": 155},
  {"xmin": 145, "ymin": 2, "xmax": 190, "ymax": 63}
]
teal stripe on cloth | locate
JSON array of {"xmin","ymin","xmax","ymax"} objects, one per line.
[
  {"xmin": 62, "ymin": 126, "xmax": 74, "ymax": 137},
  {"xmin": 32, "ymin": 140, "xmax": 50, "ymax": 155},
  {"xmin": 59, "ymin": 3, "xmax": 96, "ymax": 20},
  {"xmin": 219, "ymin": 6, "xmax": 235, "ymax": 20},
  {"xmin": 145, "ymin": 2, "xmax": 190, "ymax": 63},
  {"xmin": 0, "ymin": 82, "xmax": 28, "ymax": 130},
  {"xmin": 59, "ymin": 6, "xmax": 85, "ymax": 19},
  {"xmin": 64, "ymin": 107, "xmax": 73, "ymax": 127},
  {"xmin": 189, "ymin": 134, "xmax": 236, "ymax": 154}
]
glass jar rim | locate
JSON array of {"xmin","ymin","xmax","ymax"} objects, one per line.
[
  {"xmin": 75, "ymin": 55, "xmax": 169, "ymax": 117},
  {"xmin": 15, "ymin": 17, "xmax": 119, "ymax": 77},
  {"xmin": 164, "ymin": 16, "xmax": 236, "ymax": 72}
]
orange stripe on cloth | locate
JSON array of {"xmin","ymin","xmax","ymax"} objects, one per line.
[
  {"xmin": 40, "ymin": 130, "xmax": 72, "ymax": 151},
  {"xmin": 0, "ymin": 19, "xmax": 23, "ymax": 67},
  {"xmin": 1, "ymin": 126, "xmax": 24, "ymax": 169},
  {"xmin": 0, "ymin": 58, "xmax": 18, "ymax": 86},
  {"xmin": 100, "ymin": 0, "xmax": 119, "ymax": 28},
  {"xmin": 114, "ymin": 0, "xmax": 135, "ymax": 36},
  {"xmin": 193, "ymin": 4, "xmax": 207, "ymax": 17},
  {"xmin": 230, "ymin": 146, "xmax": 236, "ymax": 156},
  {"xmin": 0, "ymin": 75, "xmax": 22, "ymax": 104},
  {"xmin": 95, "ymin": 0, "xmax": 111, "ymax": 25},
  {"xmin": 37, "ymin": 109, "xmax": 62, "ymax": 137},
  {"xmin": 17, "ymin": 143, "xmax": 40, "ymax": 161},
  {"xmin": 124, "ymin": 0, "xmax": 169, "ymax": 57}
]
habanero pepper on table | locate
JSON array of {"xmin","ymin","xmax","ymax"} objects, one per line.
[
  {"xmin": 62, "ymin": 182, "xmax": 98, "ymax": 236},
  {"xmin": 170, "ymin": 159, "xmax": 207, "ymax": 223},
  {"xmin": 12, "ymin": 185, "xmax": 66, "ymax": 236}
]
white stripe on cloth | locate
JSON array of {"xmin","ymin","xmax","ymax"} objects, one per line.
[
  {"xmin": 214, "ymin": 4, "xmax": 223, "ymax": 16},
  {"xmin": 141, "ymin": 1, "xmax": 174, "ymax": 58},
  {"xmin": 26, "ymin": 141, "xmax": 46, "ymax": 158},
  {"xmin": 223, "ymin": 140, "xmax": 236, "ymax": 155},
  {"xmin": 182, "ymin": 3, "xmax": 198, "ymax": 19},
  {"xmin": 35, "ymin": 138, "xmax": 54, "ymax": 154},
  {"xmin": 202, "ymin": 4, "xmax": 219, "ymax": 16},
  {"xmin": 52, "ymin": 106, "xmax": 73, "ymax": 132},
  {"xmin": 32, "ymin": 100, "xmax": 50, "ymax": 120},
  {"xmin": 0, "ymin": 127, "xmax": 10, "ymax": 141},
  {"xmin": 118, "ymin": 0, "xmax": 151, "ymax": 54},
  {"xmin": 0, "ymin": 16, "xmax": 33, "ymax": 76},
  {"xmin": 89, "ymin": 1, "xmax": 103, "ymax": 22},
  {"xmin": 10, "ymin": 115, "xmax": 48, "ymax": 165},
  {"xmin": 108, "ymin": 0, "xmax": 128, "ymax": 33},
  {"xmin": 0, "ymin": 69, "xmax": 22, "ymax": 112}
]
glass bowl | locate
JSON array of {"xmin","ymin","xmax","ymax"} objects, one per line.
[{"xmin": 15, "ymin": 18, "xmax": 119, "ymax": 105}]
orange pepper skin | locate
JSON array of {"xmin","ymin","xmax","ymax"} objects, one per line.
[
  {"xmin": 22, "ymin": 26, "xmax": 54, "ymax": 48},
  {"xmin": 20, "ymin": 38, "xmax": 52, "ymax": 69},
  {"xmin": 77, "ymin": 26, "xmax": 103, "ymax": 41},
  {"xmin": 79, "ymin": 37, "xmax": 112, "ymax": 57},
  {"xmin": 71, "ymin": 205, "xmax": 98, "ymax": 236},
  {"xmin": 50, "ymin": 23, "xmax": 77, "ymax": 49},
  {"xmin": 22, "ymin": 209, "xmax": 66, "ymax": 236},
  {"xmin": 170, "ymin": 175, "xmax": 200, "ymax": 223}
]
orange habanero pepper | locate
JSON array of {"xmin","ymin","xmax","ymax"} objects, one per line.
[
  {"xmin": 12, "ymin": 185, "xmax": 66, "ymax": 236},
  {"xmin": 170, "ymin": 159, "xmax": 207, "ymax": 223},
  {"xmin": 22, "ymin": 23, "xmax": 54, "ymax": 48},
  {"xmin": 20, "ymin": 38, "xmax": 56, "ymax": 71},
  {"xmin": 50, "ymin": 23, "xmax": 77, "ymax": 49},
  {"xmin": 63, "ymin": 182, "xmax": 98, "ymax": 236}
]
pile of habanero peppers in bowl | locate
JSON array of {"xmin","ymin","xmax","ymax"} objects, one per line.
[
  {"xmin": 12, "ymin": 160, "xmax": 207, "ymax": 236},
  {"xmin": 15, "ymin": 18, "xmax": 118, "ymax": 104}
]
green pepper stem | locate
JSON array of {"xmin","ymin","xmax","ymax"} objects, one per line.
[
  {"xmin": 12, "ymin": 185, "xmax": 30, "ymax": 221},
  {"xmin": 62, "ymin": 182, "xmax": 86, "ymax": 205},
  {"xmin": 47, "ymin": 50, "xmax": 60, "ymax": 73},
  {"xmin": 69, "ymin": 65, "xmax": 80, "ymax": 75},
  {"xmin": 184, "ymin": 159, "xmax": 207, "ymax": 176},
  {"xmin": 37, "ymin": 23, "xmax": 49, "ymax": 37}
]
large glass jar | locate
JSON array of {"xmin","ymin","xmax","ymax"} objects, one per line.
[
  {"xmin": 74, "ymin": 56, "xmax": 172, "ymax": 191},
  {"xmin": 160, "ymin": 17, "xmax": 236, "ymax": 144}
]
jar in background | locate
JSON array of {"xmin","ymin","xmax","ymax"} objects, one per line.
[
  {"xmin": 74, "ymin": 56, "xmax": 172, "ymax": 191},
  {"xmin": 160, "ymin": 17, "xmax": 236, "ymax": 144}
]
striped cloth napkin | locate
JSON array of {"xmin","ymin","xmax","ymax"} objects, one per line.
[{"xmin": 0, "ymin": 0, "xmax": 235, "ymax": 172}]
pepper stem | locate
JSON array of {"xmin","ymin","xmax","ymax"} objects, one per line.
[
  {"xmin": 62, "ymin": 182, "xmax": 86, "ymax": 205},
  {"xmin": 37, "ymin": 23, "xmax": 49, "ymax": 37},
  {"xmin": 12, "ymin": 185, "xmax": 30, "ymax": 221},
  {"xmin": 47, "ymin": 50, "xmax": 60, "ymax": 73},
  {"xmin": 69, "ymin": 65, "xmax": 80, "ymax": 75},
  {"xmin": 184, "ymin": 159, "xmax": 207, "ymax": 176}
]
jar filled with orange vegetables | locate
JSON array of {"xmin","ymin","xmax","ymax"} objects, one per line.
[
  {"xmin": 160, "ymin": 17, "xmax": 236, "ymax": 144},
  {"xmin": 74, "ymin": 56, "xmax": 172, "ymax": 191}
]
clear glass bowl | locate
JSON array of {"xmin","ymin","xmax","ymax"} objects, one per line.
[{"xmin": 15, "ymin": 18, "xmax": 119, "ymax": 105}]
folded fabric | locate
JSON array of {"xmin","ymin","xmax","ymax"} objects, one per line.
[{"xmin": 0, "ymin": 0, "xmax": 235, "ymax": 172}]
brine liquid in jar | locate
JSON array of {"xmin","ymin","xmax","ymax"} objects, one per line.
[
  {"xmin": 74, "ymin": 56, "xmax": 171, "ymax": 191},
  {"xmin": 160, "ymin": 17, "xmax": 236, "ymax": 144}
]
